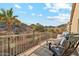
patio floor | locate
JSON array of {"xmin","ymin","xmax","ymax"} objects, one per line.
[{"xmin": 18, "ymin": 38, "xmax": 79, "ymax": 56}]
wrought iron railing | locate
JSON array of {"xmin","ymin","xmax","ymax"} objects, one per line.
[{"xmin": 0, "ymin": 32, "xmax": 51, "ymax": 56}]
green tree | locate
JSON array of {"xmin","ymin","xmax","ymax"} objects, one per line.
[
  {"xmin": 31, "ymin": 24, "xmax": 37, "ymax": 30},
  {"xmin": 31, "ymin": 23, "xmax": 45, "ymax": 32},
  {"xmin": 36, "ymin": 23, "xmax": 45, "ymax": 32}
]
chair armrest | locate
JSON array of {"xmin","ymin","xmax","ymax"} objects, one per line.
[
  {"xmin": 57, "ymin": 45, "xmax": 65, "ymax": 49},
  {"xmin": 51, "ymin": 45, "xmax": 57, "ymax": 47}
]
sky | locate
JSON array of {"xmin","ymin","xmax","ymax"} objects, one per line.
[{"xmin": 0, "ymin": 3, "xmax": 72, "ymax": 26}]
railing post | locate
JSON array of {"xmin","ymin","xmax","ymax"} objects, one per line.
[
  {"xmin": 8, "ymin": 37, "xmax": 10, "ymax": 56},
  {"xmin": 46, "ymin": 32, "xmax": 49, "ymax": 45},
  {"xmin": 15, "ymin": 36, "xmax": 18, "ymax": 55},
  {"xmin": 23, "ymin": 35, "xmax": 25, "ymax": 52},
  {"xmin": 33, "ymin": 30, "xmax": 35, "ymax": 45},
  {"xmin": 13, "ymin": 36, "xmax": 15, "ymax": 56},
  {"xmin": 40, "ymin": 32, "xmax": 42, "ymax": 43}
]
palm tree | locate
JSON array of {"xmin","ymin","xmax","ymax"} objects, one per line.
[
  {"xmin": 6, "ymin": 8, "xmax": 18, "ymax": 33},
  {"xmin": 0, "ymin": 8, "xmax": 18, "ymax": 33}
]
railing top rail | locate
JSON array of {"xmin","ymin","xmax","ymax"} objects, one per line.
[
  {"xmin": 69, "ymin": 33, "xmax": 79, "ymax": 35},
  {"xmin": 0, "ymin": 32, "xmax": 49, "ymax": 38},
  {"xmin": 69, "ymin": 33, "xmax": 79, "ymax": 37},
  {"xmin": 0, "ymin": 33, "xmax": 32, "ymax": 38}
]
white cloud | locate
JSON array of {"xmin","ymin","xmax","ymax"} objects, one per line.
[
  {"xmin": 44, "ymin": 3, "xmax": 52, "ymax": 9},
  {"xmin": 49, "ymin": 9, "xmax": 57, "ymax": 12},
  {"xmin": 32, "ymin": 13, "xmax": 35, "ymax": 16},
  {"xmin": 45, "ymin": 3, "xmax": 71, "ymax": 23},
  {"xmin": 47, "ymin": 16, "xmax": 56, "ymax": 19},
  {"xmin": 59, "ymin": 13, "xmax": 70, "ymax": 19},
  {"xmin": 47, "ymin": 13, "xmax": 70, "ymax": 23},
  {"xmin": 52, "ymin": 3, "xmax": 71, "ymax": 10},
  {"xmin": 31, "ymin": 13, "xmax": 43, "ymax": 17},
  {"xmin": 44, "ymin": 3, "xmax": 72, "ymax": 13},
  {"xmin": 28, "ymin": 5, "xmax": 33, "ymax": 10},
  {"xmin": 38, "ymin": 14, "xmax": 43, "ymax": 17},
  {"xmin": 47, "ymin": 13, "xmax": 70, "ymax": 20},
  {"xmin": 14, "ymin": 4, "xmax": 21, "ymax": 9}
]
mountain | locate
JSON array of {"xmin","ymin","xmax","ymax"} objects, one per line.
[
  {"xmin": 57, "ymin": 23, "xmax": 67, "ymax": 28},
  {"xmin": 44, "ymin": 26, "xmax": 55, "ymax": 28}
]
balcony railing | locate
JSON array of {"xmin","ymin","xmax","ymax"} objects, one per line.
[{"xmin": 0, "ymin": 32, "xmax": 51, "ymax": 56}]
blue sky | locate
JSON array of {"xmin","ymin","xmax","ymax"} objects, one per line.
[{"xmin": 0, "ymin": 3, "xmax": 72, "ymax": 26}]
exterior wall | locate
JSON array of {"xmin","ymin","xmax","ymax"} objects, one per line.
[
  {"xmin": 67, "ymin": 22, "xmax": 70, "ymax": 32},
  {"xmin": 71, "ymin": 3, "xmax": 79, "ymax": 34}
]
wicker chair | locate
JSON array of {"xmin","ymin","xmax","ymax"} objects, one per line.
[
  {"xmin": 62, "ymin": 34, "xmax": 79, "ymax": 56},
  {"xmin": 48, "ymin": 34, "xmax": 79, "ymax": 56}
]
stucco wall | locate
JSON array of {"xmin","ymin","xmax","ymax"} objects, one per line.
[{"xmin": 71, "ymin": 4, "xmax": 79, "ymax": 34}]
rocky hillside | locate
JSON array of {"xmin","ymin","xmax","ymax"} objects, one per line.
[
  {"xmin": 0, "ymin": 19, "xmax": 32, "ymax": 34},
  {"xmin": 57, "ymin": 23, "xmax": 67, "ymax": 28}
]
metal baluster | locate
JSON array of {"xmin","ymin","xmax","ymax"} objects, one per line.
[
  {"xmin": 15, "ymin": 36, "xmax": 17, "ymax": 55},
  {"xmin": 7, "ymin": 37, "xmax": 9, "ymax": 56},
  {"xmin": 17, "ymin": 36, "xmax": 19, "ymax": 54},
  {"xmin": 0, "ymin": 38, "xmax": 2, "ymax": 56},
  {"xmin": 6, "ymin": 37, "xmax": 8, "ymax": 56},
  {"xmin": 21, "ymin": 36, "xmax": 23, "ymax": 52},
  {"xmin": 33, "ymin": 30, "xmax": 35, "ymax": 46},
  {"xmin": 9, "ymin": 36, "xmax": 11, "ymax": 56},
  {"xmin": 20, "ymin": 36, "xmax": 22, "ymax": 53},
  {"xmin": 12, "ymin": 36, "xmax": 14, "ymax": 56},
  {"xmin": 16, "ymin": 36, "xmax": 18, "ymax": 54},
  {"xmin": 23, "ymin": 36, "xmax": 25, "ymax": 51},
  {"xmin": 12, "ymin": 36, "xmax": 15, "ymax": 56},
  {"xmin": 22, "ymin": 36, "xmax": 24, "ymax": 52},
  {"xmin": 22, "ymin": 36, "xmax": 24, "ymax": 51},
  {"xmin": 5, "ymin": 37, "xmax": 8, "ymax": 56},
  {"xmin": 8, "ymin": 37, "xmax": 10, "ymax": 55},
  {"xmin": 4, "ymin": 37, "xmax": 6, "ymax": 56},
  {"xmin": 1, "ymin": 38, "xmax": 3, "ymax": 56},
  {"xmin": 12, "ymin": 37, "xmax": 14, "ymax": 56},
  {"xmin": 1, "ymin": 38, "xmax": 4, "ymax": 56},
  {"xmin": 25, "ymin": 35, "xmax": 27, "ymax": 49},
  {"xmin": 10, "ymin": 36, "xmax": 13, "ymax": 56},
  {"xmin": 22, "ymin": 36, "xmax": 23, "ymax": 52},
  {"xmin": 18, "ymin": 36, "xmax": 20, "ymax": 54},
  {"xmin": 14, "ymin": 36, "xmax": 16, "ymax": 56},
  {"xmin": 19, "ymin": 36, "xmax": 21, "ymax": 54}
]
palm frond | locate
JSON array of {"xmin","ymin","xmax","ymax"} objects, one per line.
[
  {"xmin": 0, "ymin": 9, "xmax": 6, "ymax": 16},
  {"xmin": 6, "ymin": 8, "xmax": 13, "ymax": 17}
]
